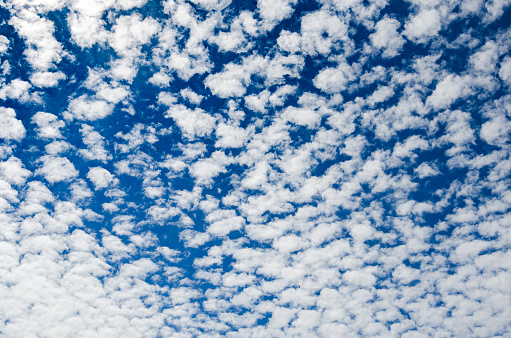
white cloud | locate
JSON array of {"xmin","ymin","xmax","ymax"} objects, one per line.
[
  {"xmin": 300, "ymin": 10, "xmax": 348, "ymax": 56},
  {"xmin": 95, "ymin": 83, "xmax": 130, "ymax": 104},
  {"xmin": 188, "ymin": 0, "xmax": 231, "ymax": 10},
  {"xmin": 404, "ymin": 9, "xmax": 441, "ymax": 43},
  {"xmin": 32, "ymin": 112, "xmax": 65, "ymax": 139},
  {"xmin": 190, "ymin": 151, "xmax": 231, "ymax": 185},
  {"xmin": 367, "ymin": 86, "xmax": 394, "ymax": 106},
  {"xmin": 470, "ymin": 41, "xmax": 498, "ymax": 73},
  {"xmin": 480, "ymin": 116, "xmax": 511, "ymax": 146},
  {"xmin": 284, "ymin": 108, "xmax": 320, "ymax": 131},
  {"xmin": 116, "ymin": 0, "xmax": 148, "ymax": 10},
  {"xmin": 69, "ymin": 179, "xmax": 93, "ymax": 202},
  {"xmin": 313, "ymin": 61, "xmax": 356, "ymax": 94},
  {"xmin": 483, "ymin": 0, "xmax": 511, "ymax": 22},
  {"xmin": 0, "ymin": 107, "xmax": 26, "ymax": 141},
  {"xmin": 0, "ymin": 35, "xmax": 9, "ymax": 54},
  {"xmin": 8, "ymin": 9, "xmax": 63, "ymax": 71},
  {"xmin": 29, "ymin": 71, "xmax": 66, "ymax": 88},
  {"xmin": 180, "ymin": 229, "xmax": 211, "ymax": 248},
  {"xmin": 277, "ymin": 30, "xmax": 301, "ymax": 53},
  {"xmin": 148, "ymin": 71, "xmax": 172, "ymax": 87},
  {"xmin": 180, "ymin": 88, "xmax": 203, "ymax": 105},
  {"xmin": 206, "ymin": 209, "xmax": 245, "ymax": 237},
  {"xmin": 109, "ymin": 14, "xmax": 159, "ymax": 58},
  {"xmin": 87, "ymin": 167, "xmax": 117, "ymax": 190},
  {"xmin": 258, "ymin": 0, "xmax": 297, "ymax": 30},
  {"xmin": 36, "ymin": 156, "xmax": 79, "ymax": 183},
  {"xmin": 44, "ymin": 141, "xmax": 73, "ymax": 155},
  {"xmin": 414, "ymin": 162, "xmax": 440, "ymax": 178},
  {"xmin": 0, "ymin": 157, "xmax": 31, "ymax": 186},
  {"xmin": 0, "ymin": 79, "xmax": 36, "ymax": 103},
  {"xmin": 205, "ymin": 63, "xmax": 251, "ymax": 98},
  {"xmin": 78, "ymin": 125, "xmax": 111, "ymax": 162},
  {"xmin": 65, "ymin": 95, "xmax": 114, "ymax": 121},
  {"xmin": 215, "ymin": 123, "xmax": 249, "ymax": 148},
  {"xmin": 427, "ymin": 75, "xmax": 470, "ymax": 110},
  {"xmin": 67, "ymin": 0, "xmax": 112, "ymax": 48},
  {"xmin": 369, "ymin": 17, "xmax": 405, "ymax": 58},
  {"xmin": 210, "ymin": 29, "xmax": 248, "ymax": 53},
  {"xmin": 499, "ymin": 56, "xmax": 511, "ymax": 85},
  {"xmin": 165, "ymin": 105, "xmax": 216, "ymax": 139}
]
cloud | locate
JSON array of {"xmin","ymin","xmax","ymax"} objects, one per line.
[
  {"xmin": 148, "ymin": 72, "xmax": 172, "ymax": 87},
  {"xmin": 78, "ymin": 125, "xmax": 111, "ymax": 162},
  {"xmin": 65, "ymin": 95, "xmax": 114, "ymax": 121},
  {"xmin": 499, "ymin": 56, "xmax": 511, "ymax": 85},
  {"xmin": 369, "ymin": 17, "xmax": 405, "ymax": 58},
  {"xmin": 404, "ymin": 9, "xmax": 441, "ymax": 43},
  {"xmin": 165, "ymin": 105, "xmax": 216, "ymax": 139},
  {"xmin": 426, "ymin": 75, "xmax": 470, "ymax": 110},
  {"xmin": 313, "ymin": 61, "xmax": 356, "ymax": 93},
  {"xmin": 215, "ymin": 123, "xmax": 249, "ymax": 148},
  {"xmin": 0, "ymin": 107, "xmax": 26, "ymax": 141},
  {"xmin": 205, "ymin": 63, "xmax": 251, "ymax": 98},
  {"xmin": 258, "ymin": 0, "xmax": 297, "ymax": 30},
  {"xmin": 8, "ymin": 8, "xmax": 64, "ymax": 71},
  {"xmin": 282, "ymin": 107, "xmax": 321, "ymax": 129},
  {"xmin": 300, "ymin": 10, "xmax": 349, "ymax": 56},
  {"xmin": 109, "ymin": 14, "xmax": 159, "ymax": 58},
  {"xmin": 32, "ymin": 112, "xmax": 65, "ymax": 139},
  {"xmin": 0, "ymin": 157, "xmax": 31, "ymax": 186},
  {"xmin": 36, "ymin": 156, "xmax": 79, "ymax": 183},
  {"xmin": 480, "ymin": 115, "xmax": 511, "ymax": 146},
  {"xmin": 0, "ymin": 35, "xmax": 9, "ymax": 54},
  {"xmin": 29, "ymin": 71, "xmax": 66, "ymax": 87},
  {"xmin": 87, "ymin": 167, "xmax": 117, "ymax": 190},
  {"xmin": 0, "ymin": 79, "xmax": 38, "ymax": 103}
]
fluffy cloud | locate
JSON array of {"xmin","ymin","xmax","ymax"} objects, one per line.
[
  {"xmin": 258, "ymin": 0, "xmax": 297, "ymax": 30},
  {"xmin": 32, "ymin": 112, "xmax": 65, "ymax": 139},
  {"xmin": 29, "ymin": 71, "xmax": 66, "ymax": 87},
  {"xmin": 36, "ymin": 156, "xmax": 79, "ymax": 183},
  {"xmin": 404, "ymin": 9, "xmax": 442, "ymax": 43},
  {"xmin": 215, "ymin": 123, "xmax": 249, "ymax": 148},
  {"xmin": 369, "ymin": 17, "xmax": 405, "ymax": 58},
  {"xmin": 0, "ymin": 107, "xmax": 26, "ymax": 141},
  {"xmin": 165, "ymin": 105, "xmax": 216, "ymax": 139},
  {"xmin": 313, "ymin": 61, "xmax": 356, "ymax": 93},
  {"xmin": 8, "ymin": 9, "xmax": 63, "ymax": 71},
  {"xmin": 499, "ymin": 56, "xmax": 511, "ymax": 85},
  {"xmin": 87, "ymin": 167, "xmax": 117, "ymax": 190},
  {"xmin": 205, "ymin": 63, "xmax": 251, "ymax": 98},
  {"xmin": 65, "ymin": 95, "xmax": 114, "ymax": 121},
  {"xmin": 0, "ymin": 35, "xmax": 9, "ymax": 54}
]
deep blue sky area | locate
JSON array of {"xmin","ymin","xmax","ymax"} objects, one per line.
[{"xmin": 0, "ymin": 0, "xmax": 510, "ymax": 336}]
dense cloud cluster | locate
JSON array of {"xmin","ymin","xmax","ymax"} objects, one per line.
[{"xmin": 0, "ymin": 0, "xmax": 510, "ymax": 336}]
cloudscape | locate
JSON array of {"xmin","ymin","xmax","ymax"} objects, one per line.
[{"xmin": 0, "ymin": 0, "xmax": 510, "ymax": 336}]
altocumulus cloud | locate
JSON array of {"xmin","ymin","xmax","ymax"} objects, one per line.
[{"xmin": 0, "ymin": 0, "xmax": 510, "ymax": 337}]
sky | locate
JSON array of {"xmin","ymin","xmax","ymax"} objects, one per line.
[{"xmin": 0, "ymin": 0, "xmax": 510, "ymax": 336}]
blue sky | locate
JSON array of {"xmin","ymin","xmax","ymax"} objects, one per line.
[{"xmin": 0, "ymin": 0, "xmax": 510, "ymax": 336}]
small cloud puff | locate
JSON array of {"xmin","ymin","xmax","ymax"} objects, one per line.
[
  {"xmin": 0, "ymin": 35, "xmax": 9, "ymax": 54},
  {"xmin": 0, "ymin": 107, "xmax": 26, "ymax": 141},
  {"xmin": 404, "ymin": 9, "xmax": 441, "ymax": 43},
  {"xmin": 369, "ymin": 17, "xmax": 405, "ymax": 58},
  {"xmin": 36, "ymin": 156, "xmax": 79, "ymax": 183},
  {"xmin": 32, "ymin": 112, "xmax": 65, "ymax": 139},
  {"xmin": 87, "ymin": 167, "xmax": 118, "ymax": 190}
]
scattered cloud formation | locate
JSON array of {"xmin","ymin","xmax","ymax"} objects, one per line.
[{"xmin": 0, "ymin": 0, "xmax": 510, "ymax": 336}]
